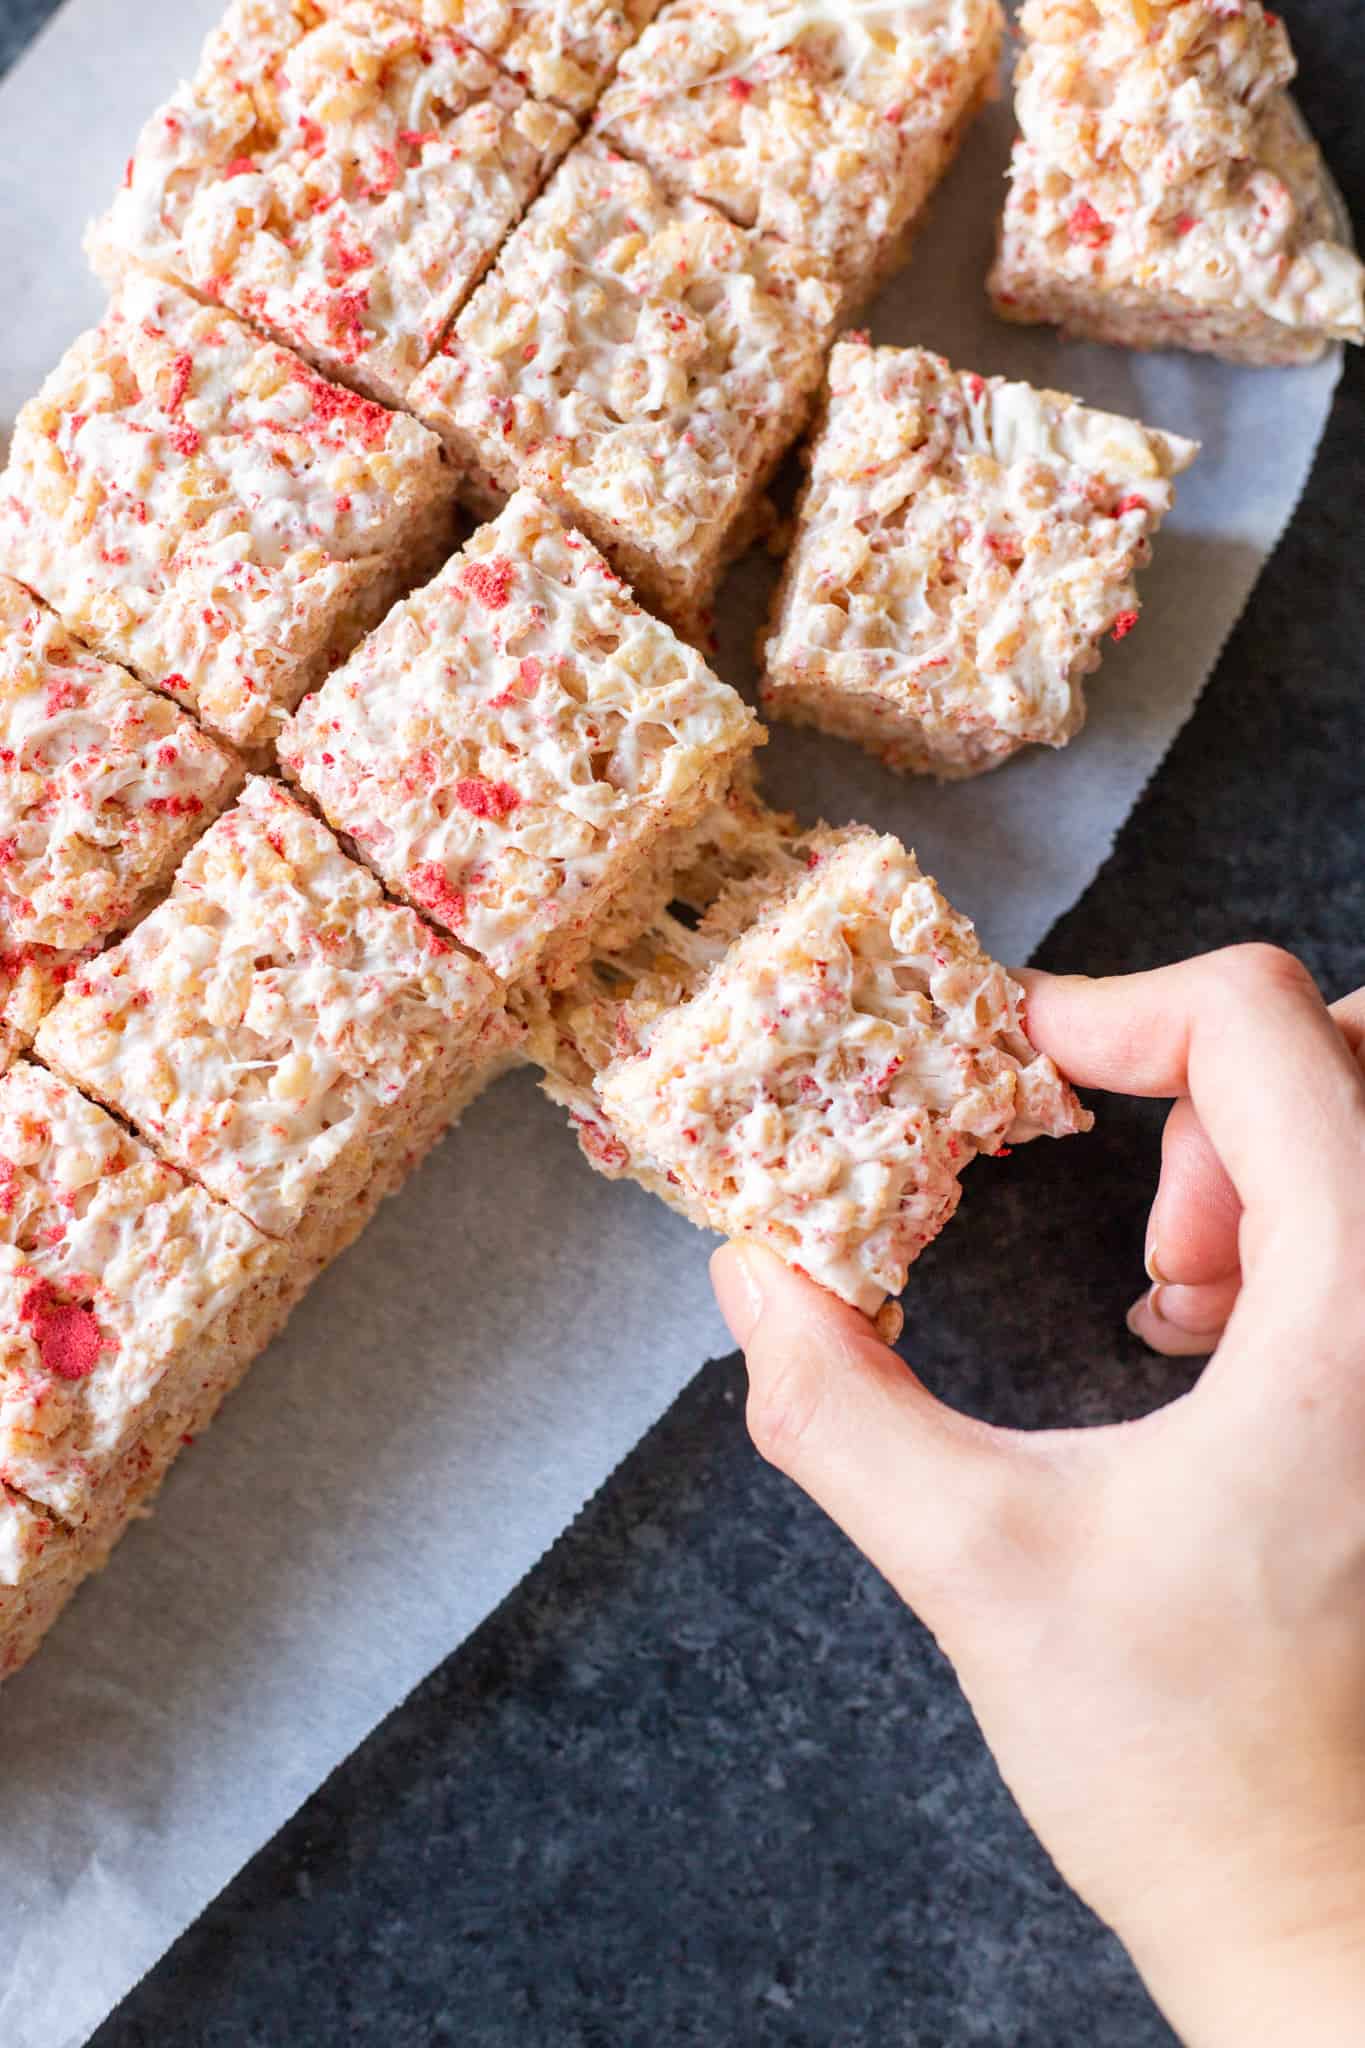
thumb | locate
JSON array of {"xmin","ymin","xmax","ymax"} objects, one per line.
[{"xmin": 711, "ymin": 1241, "xmax": 1057, "ymax": 1633}]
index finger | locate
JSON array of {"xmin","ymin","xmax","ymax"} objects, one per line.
[{"xmin": 1016, "ymin": 947, "xmax": 1365, "ymax": 1222}]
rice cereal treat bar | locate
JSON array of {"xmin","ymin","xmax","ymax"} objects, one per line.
[
  {"xmin": 0, "ymin": 1060, "xmax": 292, "ymax": 1526},
  {"xmin": 988, "ymin": 0, "xmax": 1364, "ymax": 366},
  {"xmin": 594, "ymin": 0, "xmax": 1003, "ymax": 318},
  {"xmin": 280, "ymin": 489, "xmax": 762, "ymax": 986},
  {"xmin": 590, "ymin": 830, "xmax": 1091, "ymax": 1321},
  {"xmin": 381, "ymin": 0, "xmax": 666, "ymax": 116},
  {"xmin": 36, "ymin": 778, "xmax": 518, "ymax": 1252},
  {"xmin": 761, "ymin": 340, "xmax": 1198, "ymax": 779},
  {"xmin": 0, "ymin": 1059, "xmax": 320, "ymax": 1677},
  {"xmin": 90, "ymin": 0, "xmax": 577, "ymax": 410},
  {"xmin": 0, "ymin": 576, "xmax": 242, "ymax": 1072},
  {"xmin": 0, "ymin": 273, "xmax": 455, "ymax": 753},
  {"xmin": 407, "ymin": 141, "xmax": 840, "ymax": 640}
]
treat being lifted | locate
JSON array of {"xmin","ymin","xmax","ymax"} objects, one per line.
[
  {"xmin": 989, "ymin": 0, "xmax": 1364, "ymax": 366},
  {"xmin": 0, "ymin": 273, "xmax": 454, "ymax": 753},
  {"xmin": 89, "ymin": 0, "xmax": 576, "ymax": 410},
  {"xmin": 280, "ymin": 490, "xmax": 763, "ymax": 989},
  {"xmin": 408, "ymin": 141, "xmax": 839, "ymax": 642},
  {"xmin": 0, "ymin": 576, "xmax": 242, "ymax": 1071},
  {"xmin": 593, "ymin": 0, "xmax": 1003, "ymax": 319},
  {"xmin": 761, "ymin": 340, "xmax": 1197, "ymax": 779},
  {"xmin": 531, "ymin": 815, "xmax": 1091, "ymax": 1329}
]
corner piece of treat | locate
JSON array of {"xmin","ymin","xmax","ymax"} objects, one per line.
[
  {"xmin": 89, "ymin": 0, "xmax": 576, "ymax": 409},
  {"xmin": 0, "ymin": 273, "xmax": 454, "ymax": 752},
  {"xmin": 0, "ymin": 1059, "xmax": 294, "ymax": 1531},
  {"xmin": 593, "ymin": 0, "xmax": 1003, "ymax": 319},
  {"xmin": 35, "ymin": 777, "xmax": 516, "ymax": 1246},
  {"xmin": 280, "ymin": 489, "xmax": 763, "ymax": 988},
  {"xmin": 407, "ymin": 140, "xmax": 839, "ymax": 642},
  {"xmin": 760, "ymin": 338, "xmax": 1197, "ymax": 778},
  {"xmin": 540, "ymin": 821, "xmax": 1091, "ymax": 1319},
  {"xmin": 0, "ymin": 575, "xmax": 243, "ymax": 1069},
  {"xmin": 988, "ymin": 0, "xmax": 1364, "ymax": 366}
]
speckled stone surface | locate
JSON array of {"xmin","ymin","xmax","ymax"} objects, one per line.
[{"xmin": 2, "ymin": 1, "xmax": 1362, "ymax": 2042}]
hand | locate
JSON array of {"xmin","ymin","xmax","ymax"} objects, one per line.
[{"xmin": 711, "ymin": 946, "xmax": 1365, "ymax": 2048}]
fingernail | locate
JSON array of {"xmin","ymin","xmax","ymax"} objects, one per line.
[
  {"xmin": 1126, "ymin": 1284, "xmax": 1166, "ymax": 1335},
  {"xmin": 1144, "ymin": 1232, "xmax": 1168, "ymax": 1285},
  {"xmin": 710, "ymin": 1241, "xmax": 769, "ymax": 1348}
]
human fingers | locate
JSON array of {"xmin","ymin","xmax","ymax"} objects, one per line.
[
  {"xmin": 1126, "ymin": 1275, "xmax": 1242, "ymax": 1358},
  {"xmin": 1016, "ymin": 948, "xmax": 1365, "ymax": 1229},
  {"xmin": 1145, "ymin": 1097, "xmax": 1241, "ymax": 1288},
  {"xmin": 1329, "ymin": 985, "xmax": 1365, "ymax": 1063},
  {"xmin": 1125, "ymin": 1097, "xmax": 1243, "ymax": 1354},
  {"xmin": 710, "ymin": 1240, "xmax": 1070, "ymax": 1635}
]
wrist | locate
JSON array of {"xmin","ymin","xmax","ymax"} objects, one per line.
[{"xmin": 1121, "ymin": 1832, "xmax": 1365, "ymax": 2047}]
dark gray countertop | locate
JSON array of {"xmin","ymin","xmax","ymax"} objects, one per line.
[{"xmin": 4, "ymin": 2, "xmax": 1363, "ymax": 2042}]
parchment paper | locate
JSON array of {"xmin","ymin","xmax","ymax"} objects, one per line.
[{"xmin": 0, "ymin": 4, "xmax": 1343, "ymax": 2043}]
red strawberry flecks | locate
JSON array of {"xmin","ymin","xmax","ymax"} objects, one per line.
[
  {"xmin": 487, "ymin": 653, "xmax": 544, "ymax": 711},
  {"xmin": 406, "ymin": 860, "xmax": 467, "ymax": 931},
  {"xmin": 572, "ymin": 1115, "xmax": 629, "ymax": 1173},
  {"xmin": 1110, "ymin": 608, "xmax": 1140, "ymax": 641},
  {"xmin": 293, "ymin": 366, "xmax": 391, "ymax": 450},
  {"xmin": 164, "ymin": 350, "xmax": 194, "ymax": 417},
  {"xmin": 18, "ymin": 1278, "xmax": 106, "ymax": 1382},
  {"xmin": 145, "ymin": 794, "xmax": 205, "ymax": 818},
  {"xmin": 454, "ymin": 776, "xmax": 520, "ymax": 823},
  {"xmin": 457, "ymin": 556, "xmax": 515, "ymax": 610},
  {"xmin": 1067, "ymin": 200, "xmax": 1113, "ymax": 249}
]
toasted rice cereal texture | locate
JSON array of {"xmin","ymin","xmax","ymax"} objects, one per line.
[
  {"xmin": 408, "ymin": 141, "xmax": 839, "ymax": 638},
  {"xmin": 0, "ymin": 576, "xmax": 242, "ymax": 1068},
  {"xmin": 376, "ymin": 0, "xmax": 666, "ymax": 114},
  {"xmin": 595, "ymin": 0, "xmax": 1002, "ymax": 314},
  {"xmin": 282, "ymin": 490, "xmax": 762, "ymax": 984},
  {"xmin": 0, "ymin": 273, "xmax": 454, "ymax": 750},
  {"xmin": 0, "ymin": 1060, "xmax": 285, "ymax": 1524},
  {"xmin": 989, "ymin": 0, "xmax": 1364, "ymax": 365},
  {"xmin": 90, "ymin": 0, "xmax": 576, "ymax": 408},
  {"xmin": 519, "ymin": 778, "xmax": 806, "ymax": 1157},
  {"xmin": 593, "ymin": 829, "xmax": 1090, "ymax": 1315},
  {"xmin": 36, "ymin": 778, "xmax": 511, "ymax": 1239},
  {"xmin": 761, "ymin": 339, "xmax": 1198, "ymax": 778}
]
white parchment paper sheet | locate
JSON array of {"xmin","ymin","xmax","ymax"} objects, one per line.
[{"xmin": 0, "ymin": 4, "xmax": 1342, "ymax": 2042}]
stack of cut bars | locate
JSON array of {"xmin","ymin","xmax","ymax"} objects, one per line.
[{"xmin": 2, "ymin": 0, "xmax": 1358, "ymax": 1679}]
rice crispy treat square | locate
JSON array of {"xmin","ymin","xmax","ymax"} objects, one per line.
[
  {"xmin": 0, "ymin": 272, "xmax": 455, "ymax": 753},
  {"xmin": 36, "ymin": 777, "xmax": 517, "ymax": 1242},
  {"xmin": 591, "ymin": 829, "xmax": 1091, "ymax": 1318},
  {"xmin": 0, "ymin": 576, "xmax": 243, "ymax": 1073},
  {"xmin": 380, "ymin": 0, "xmax": 666, "ymax": 116},
  {"xmin": 280, "ymin": 489, "xmax": 763, "ymax": 986},
  {"xmin": 89, "ymin": 0, "xmax": 577, "ymax": 410},
  {"xmin": 0, "ymin": 1059, "xmax": 296, "ymax": 1530},
  {"xmin": 761, "ymin": 340, "xmax": 1198, "ymax": 779},
  {"xmin": 988, "ymin": 0, "xmax": 1364, "ymax": 366},
  {"xmin": 593, "ymin": 0, "xmax": 1003, "ymax": 318},
  {"xmin": 407, "ymin": 141, "xmax": 840, "ymax": 640}
]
